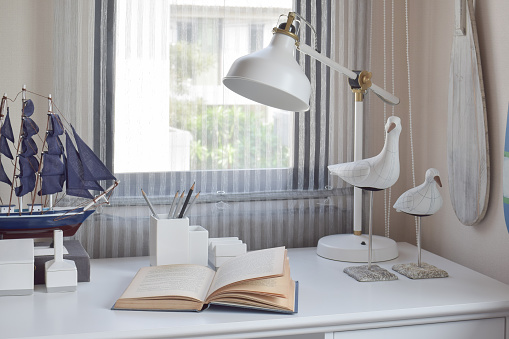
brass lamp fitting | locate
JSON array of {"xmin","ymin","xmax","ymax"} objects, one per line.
[
  {"xmin": 358, "ymin": 71, "xmax": 372, "ymax": 91},
  {"xmin": 273, "ymin": 12, "xmax": 300, "ymax": 45},
  {"xmin": 350, "ymin": 70, "xmax": 373, "ymax": 102}
]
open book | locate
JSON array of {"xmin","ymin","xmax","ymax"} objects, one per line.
[{"xmin": 112, "ymin": 246, "xmax": 297, "ymax": 313}]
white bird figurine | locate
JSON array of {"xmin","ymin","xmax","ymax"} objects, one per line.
[
  {"xmin": 328, "ymin": 116, "xmax": 402, "ymax": 190},
  {"xmin": 393, "ymin": 168, "xmax": 443, "ymax": 216}
]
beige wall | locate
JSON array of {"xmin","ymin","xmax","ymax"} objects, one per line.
[
  {"xmin": 368, "ymin": 0, "xmax": 509, "ymax": 284},
  {"xmin": 0, "ymin": 0, "xmax": 53, "ymax": 201},
  {"xmin": 0, "ymin": 0, "xmax": 53, "ymax": 105}
]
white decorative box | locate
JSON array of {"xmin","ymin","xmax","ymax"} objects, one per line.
[
  {"xmin": 208, "ymin": 237, "xmax": 247, "ymax": 268},
  {"xmin": 188, "ymin": 226, "xmax": 208, "ymax": 266},
  {"xmin": 149, "ymin": 215, "xmax": 208, "ymax": 266},
  {"xmin": 0, "ymin": 239, "xmax": 34, "ymax": 296},
  {"xmin": 211, "ymin": 240, "xmax": 247, "ymax": 257}
]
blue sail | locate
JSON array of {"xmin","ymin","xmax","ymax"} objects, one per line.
[
  {"xmin": 39, "ymin": 114, "xmax": 66, "ymax": 196},
  {"xmin": 23, "ymin": 117, "xmax": 39, "ymax": 138},
  {"xmin": 39, "ymin": 154, "xmax": 65, "ymax": 196},
  {"xmin": 0, "ymin": 162, "xmax": 12, "ymax": 186},
  {"xmin": 41, "ymin": 153, "xmax": 65, "ymax": 176},
  {"xmin": 46, "ymin": 133, "xmax": 63, "ymax": 155},
  {"xmin": 40, "ymin": 174, "xmax": 65, "ymax": 196},
  {"xmin": 65, "ymin": 131, "xmax": 97, "ymax": 199},
  {"xmin": 21, "ymin": 138, "xmax": 38, "ymax": 157},
  {"xmin": 1, "ymin": 108, "xmax": 14, "ymax": 141},
  {"xmin": 15, "ymin": 109, "xmax": 40, "ymax": 197},
  {"xmin": 15, "ymin": 155, "xmax": 39, "ymax": 197},
  {"xmin": 51, "ymin": 114, "xmax": 64, "ymax": 136},
  {"xmin": 1, "ymin": 108, "xmax": 14, "ymax": 159},
  {"xmin": 0, "ymin": 137, "xmax": 13, "ymax": 159},
  {"xmin": 71, "ymin": 126, "xmax": 116, "ymax": 182},
  {"xmin": 23, "ymin": 99, "xmax": 34, "ymax": 117},
  {"xmin": 46, "ymin": 115, "xmax": 65, "ymax": 155}
]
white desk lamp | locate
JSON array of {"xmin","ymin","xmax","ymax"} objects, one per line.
[{"xmin": 223, "ymin": 12, "xmax": 399, "ymax": 262}]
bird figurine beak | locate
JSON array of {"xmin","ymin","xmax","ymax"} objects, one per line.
[
  {"xmin": 387, "ymin": 122, "xmax": 397, "ymax": 133},
  {"xmin": 434, "ymin": 175, "xmax": 442, "ymax": 187}
]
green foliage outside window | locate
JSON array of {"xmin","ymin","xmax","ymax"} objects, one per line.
[
  {"xmin": 169, "ymin": 41, "xmax": 289, "ymax": 170},
  {"xmin": 171, "ymin": 100, "xmax": 289, "ymax": 170}
]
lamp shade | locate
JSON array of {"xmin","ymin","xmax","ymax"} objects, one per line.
[{"xmin": 223, "ymin": 33, "xmax": 311, "ymax": 112}]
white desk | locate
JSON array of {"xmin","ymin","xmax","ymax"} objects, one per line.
[{"xmin": 2, "ymin": 243, "xmax": 509, "ymax": 339}]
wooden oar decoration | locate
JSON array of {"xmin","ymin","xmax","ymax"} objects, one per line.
[{"xmin": 447, "ymin": 0, "xmax": 489, "ymax": 226}]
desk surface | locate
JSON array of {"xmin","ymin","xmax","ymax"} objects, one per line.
[{"xmin": 2, "ymin": 243, "xmax": 509, "ymax": 339}]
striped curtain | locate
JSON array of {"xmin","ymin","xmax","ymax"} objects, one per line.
[{"xmin": 54, "ymin": 0, "xmax": 372, "ymax": 258}]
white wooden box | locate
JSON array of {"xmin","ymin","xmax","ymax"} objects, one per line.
[
  {"xmin": 0, "ymin": 239, "xmax": 34, "ymax": 296},
  {"xmin": 208, "ymin": 237, "xmax": 247, "ymax": 268},
  {"xmin": 210, "ymin": 241, "xmax": 246, "ymax": 257},
  {"xmin": 188, "ymin": 226, "xmax": 208, "ymax": 266}
]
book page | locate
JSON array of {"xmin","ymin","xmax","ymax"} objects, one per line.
[
  {"xmin": 119, "ymin": 264, "xmax": 215, "ymax": 302},
  {"xmin": 210, "ymin": 257, "xmax": 291, "ymax": 299},
  {"xmin": 207, "ymin": 247, "xmax": 285, "ymax": 297},
  {"xmin": 211, "ymin": 280, "xmax": 296, "ymax": 312}
]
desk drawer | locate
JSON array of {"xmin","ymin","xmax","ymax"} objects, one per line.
[{"xmin": 333, "ymin": 317, "xmax": 505, "ymax": 339}]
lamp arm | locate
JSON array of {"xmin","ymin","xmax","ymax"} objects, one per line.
[
  {"xmin": 298, "ymin": 43, "xmax": 400, "ymax": 106},
  {"xmin": 298, "ymin": 43, "xmax": 357, "ymax": 79},
  {"xmin": 370, "ymin": 83, "xmax": 400, "ymax": 106}
]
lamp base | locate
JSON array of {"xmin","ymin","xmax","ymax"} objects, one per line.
[{"xmin": 316, "ymin": 234, "xmax": 398, "ymax": 263}]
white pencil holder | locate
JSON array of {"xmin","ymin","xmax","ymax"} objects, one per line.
[{"xmin": 149, "ymin": 215, "xmax": 208, "ymax": 266}]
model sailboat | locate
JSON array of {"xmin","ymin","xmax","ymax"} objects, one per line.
[{"xmin": 0, "ymin": 86, "xmax": 118, "ymax": 239}]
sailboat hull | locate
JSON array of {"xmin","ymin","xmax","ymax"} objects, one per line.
[{"xmin": 0, "ymin": 208, "xmax": 95, "ymax": 239}]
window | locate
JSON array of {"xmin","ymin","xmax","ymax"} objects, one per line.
[{"xmin": 114, "ymin": 1, "xmax": 293, "ymax": 182}]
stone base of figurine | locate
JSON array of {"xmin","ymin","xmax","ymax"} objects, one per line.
[
  {"xmin": 392, "ymin": 262, "xmax": 448, "ymax": 279},
  {"xmin": 344, "ymin": 264, "xmax": 398, "ymax": 282}
]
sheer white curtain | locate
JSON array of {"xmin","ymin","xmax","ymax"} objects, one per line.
[{"xmin": 54, "ymin": 0, "xmax": 371, "ymax": 258}]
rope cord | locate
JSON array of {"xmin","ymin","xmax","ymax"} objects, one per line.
[
  {"xmin": 404, "ymin": 0, "xmax": 418, "ymax": 243},
  {"xmin": 383, "ymin": 0, "xmax": 389, "ymax": 237},
  {"xmin": 386, "ymin": 0, "xmax": 396, "ymax": 237}
]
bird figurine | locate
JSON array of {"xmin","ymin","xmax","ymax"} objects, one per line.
[
  {"xmin": 328, "ymin": 115, "xmax": 402, "ymax": 190},
  {"xmin": 391, "ymin": 168, "xmax": 448, "ymax": 278},
  {"xmin": 332, "ymin": 116, "xmax": 402, "ymax": 282},
  {"xmin": 393, "ymin": 168, "xmax": 443, "ymax": 216}
]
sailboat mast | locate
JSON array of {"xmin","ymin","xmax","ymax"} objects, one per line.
[
  {"xmin": 47, "ymin": 95, "xmax": 54, "ymax": 210},
  {"xmin": 0, "ymin": 94, "xmax": 6, "ymax": 206},
  {"xmin": 7, "ymin": 86, "xmax": 27, "ymax": 215},
  {"xmin": 18, "ymin": 87, "xmax": 27, "ymax": 212},
  {"xmin": 29, "ymin": 94, "xmax": 51, "ymax": 214}
]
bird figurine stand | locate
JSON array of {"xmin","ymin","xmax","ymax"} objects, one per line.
[
  {"xmin": 330, "ymin": 116, "xmax": 402, "ymax": 282},
  {"xmin": 343, "ymin": 189, "xmax": 398, "ymax": 282},
  {"xmin": 392, "ymin": 168, "xmax": 448, "ymax": 279}
]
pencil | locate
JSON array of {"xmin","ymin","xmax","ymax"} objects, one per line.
[
  {"xmin": 141, "ymin": 189, "xmax": 158, "ymax": 218},
  {"xmin": 173, "ymin": 190, "xmax": 186, "ymax": 218},
  {"xmin": 178, "ymin": 182, "xmax": 195, "ymax": 218},
  {"xmin": 183, "ymin": 192, "xmax": 200, "ymax": 218},
  {"xmin": 168, "ymin": 190, "xmax": 179, "ymax": 218}
]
